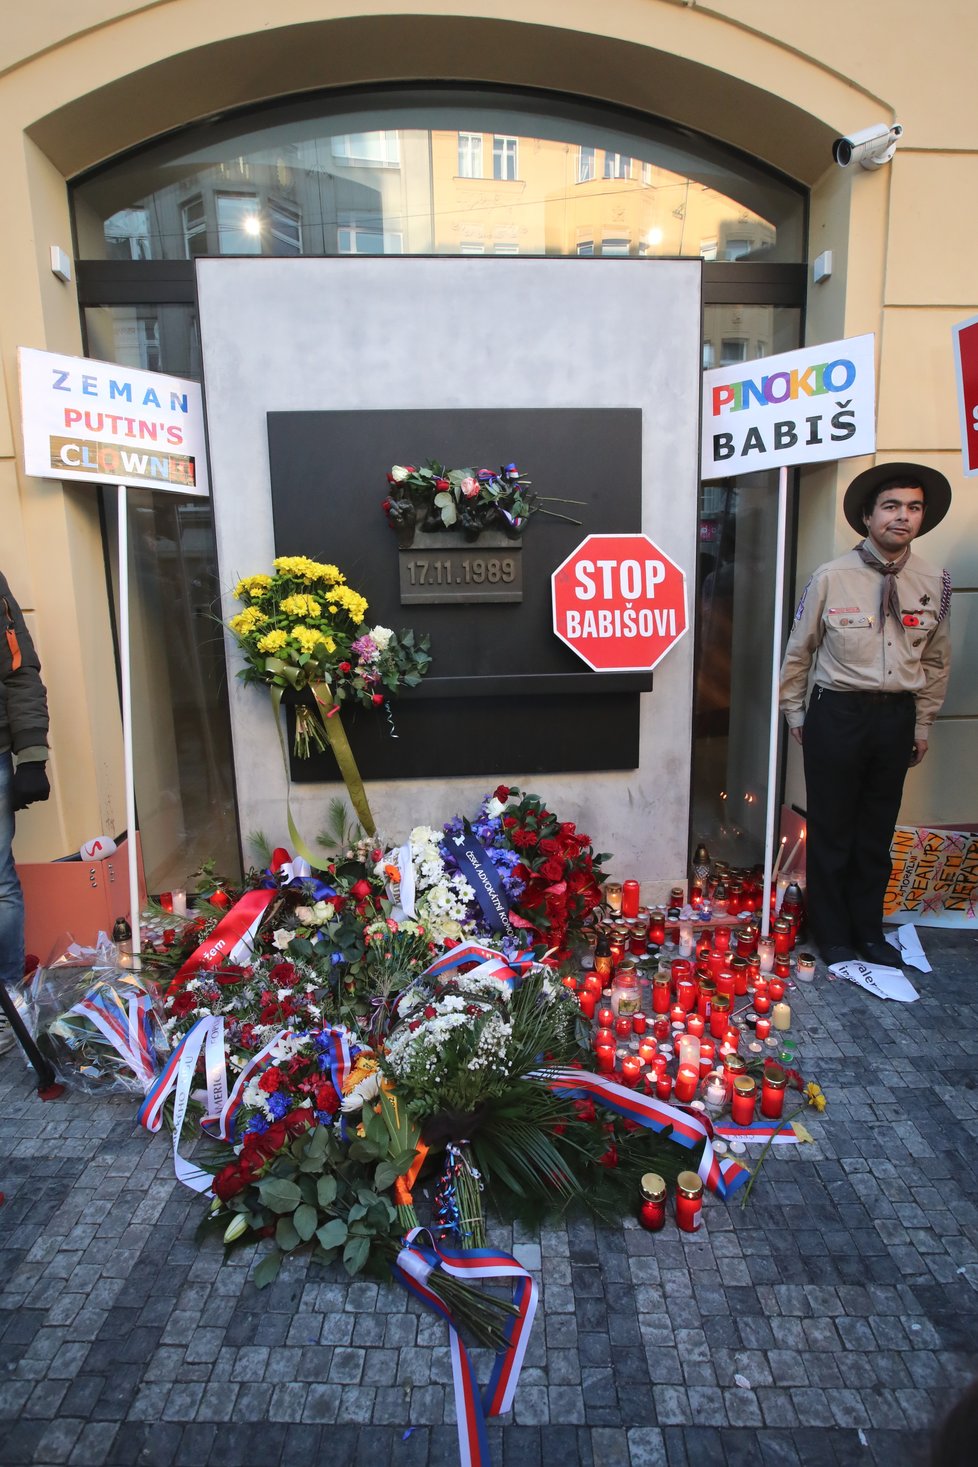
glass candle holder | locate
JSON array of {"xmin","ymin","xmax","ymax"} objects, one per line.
[
  {"xmin": 731, "ymin": 1075, "xmax": 757, "ymax": 1125},
  {"xmin": 629, "ymin": 925, "xmax": 649, "ymax": 957},
  {"xmin": 671, "ymin": 957, "xmax": 693, "ymax": 984},
  {"xmin": 767, "ymin": 977, "xmax": 786, "ymax": 1001},
  {"xmin": 755, "ymin": 1016, "xmax": 771, "ymax": 1041},
  {"xmin": 638, "ymin": 1172, "xmax": 667, "ymax": 1231},
  {"xmin": 170, "ymin": 888, "xmax": 187, "ymax": 917},
  {"xmin": 736, "ymin": 923, "xmax": 758, "ymax": 958},
  {"xmin": 609, "ymin": 930, "xmax": 628, "ymax": 968},
  {"xmin": 674, "ymin": 1064, "xmax": 699, "ymax": 1103},
  {"xmin": 697, "ymin": 978, "xmax": 717, "ymax": 1019},
  {"xmin": 655, "ymin": 1072, "xmax": 673, "ymax": 1101},
  {"xmin": 678, "ymin": 921, "xmax": 694, "ymax": 957},
  {"xmin": 653, "ymin": 1017, "xmax": 670, "ymax": 1041},
  {"xmin": 678, "ymin": 1034, "xmax": 701, "ymax": 1070},
  {"xmin": 730, "ymin": 957, "xmax": 749, "ymax": 996},
  {"xmin": 614, "ymin": 1015, "xmax": 633, "ymax": 1040},
  {"xmin": 595, "ymin": 1043, "xmax": 616, "ymax": 1074},
  {"xmin": 670, "ymin": 1003, "xmax": 686, "ymax": 1026},
  {"xmin": 582, "ymin": 971, "xmax": 604, "ymax": 995},
  {"xmin": 773, "ymin": 954, "xmax": 791, "ymax": 980},
  {"xmin": 632, "ymin": 1012, "xmax": 647, "ymax": 1035},
  {"xmin": 686, "ymin": 1012, "xmax": 705, "ymax": 1040},
  {"xmin": 677, "ymin": 980, "xmax": 697, "ymax": 1014},
  {"xmin": 622, "ymin": 880, "xmax": 640, "ymax": 919},
  {"xmin": 594, "ymin": 1026, "xmax": 616, "ymax": 1050},
  {"xmin": 638, "ymin": 1038, "xmax": 657, "ymax": 1065},
  {"xmin": 612, "ymin": 966, "xmax": 641, "ymax": 1017},
  {"xmin": 723, "ymin": 1053, "xmax": 747, "ymax": 1096},
  {"xmin": 709, "ymin": 994, "xmax": 732, "ymax": 1039},
  {"xmin": 648, "ymin": 909, "xmax": 666, "ymax": 946},
  {"xmin": 604, "ymin": 881, "xmax": 623, "ymax": 914},
  {"xmin": 713, "ymin": 925, "xmax": 731, "ymax": 954},
  {"xmin": 753, "ymin": 992, "xmax": 771, "ymax": 1016},
  {"xmin": 675, "ymin": 1171, "xmax": 704, "ymax": 1232},
  {"xmin": 715, "ymin": 968, "xmax": 735, "ymax": 1002},
  {"xmin": 772, "ymin": 916, "xmax": 794, "ymax": 955},
  {"xmin": 704, "ymin": 1072, "xmax": 727, "ymax": 1112},
  {"xmin": 652, "ymin": 974, "xmax": 672, "ymax": 1014},
  {"xmin": 621, "ymin": 1054, "xmax": 643, "ymax": 1088},
  {"xmin": 796, "ymin": 951, "xmax": 817, "ymax": 982},
  {"xmin": 757, "ymin": 935, "xmax": 776, "ymax": 973},
  {"xmin": 760, "ymin": 1067, "xmax": 788, "ymax": 1119}
]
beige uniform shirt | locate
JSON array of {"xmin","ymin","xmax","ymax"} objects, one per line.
[{"xmin": 779, "ymin": 542, "xmax": 951, "ymax": 743}]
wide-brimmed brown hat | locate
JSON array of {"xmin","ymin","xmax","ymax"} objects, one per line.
[{"xmin": 843, "ymin": 461, "xmax": 952, "ymax": 536}]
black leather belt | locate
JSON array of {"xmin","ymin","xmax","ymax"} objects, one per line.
[{"xmin": 816, "ymin": 687, "xmax": 913, "ymax": 703}]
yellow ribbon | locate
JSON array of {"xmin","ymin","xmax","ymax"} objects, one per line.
[{"xmin": 266, "ymin": 667, "xmax": 377, "ymax": 842}]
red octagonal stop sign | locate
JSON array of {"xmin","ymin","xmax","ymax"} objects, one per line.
[{"xmin": 551, "ymin": 533, "xmax": 689, "ymax": 672}]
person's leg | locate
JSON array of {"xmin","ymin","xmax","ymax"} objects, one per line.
[
  {"xmin": 848, "ymin": 696, "xmax": 915, "ymax": 948},
  {"xmin": 0, "ymin": 751, "xmax": 24, "ymax": 988},
  {"xmin": 802, "ymin": 690, "xmax": 872, "ymax": 954}
]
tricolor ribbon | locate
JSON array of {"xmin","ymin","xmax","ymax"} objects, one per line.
[
  {"xmin": 535, "ymin": 1067, "xmax": 750, "ymax": 1200},
  {"xmin": 165, "ymin": 888, "xmax": 276, "ymax": 998},
  {"xmin": 391, "ymin": 1229, "xmax": 537, "ymax": 1467},
  {"xmin": 420, "ymin": 942, "xmax": 536, "ymax": 994},
  {"xmin": 69, "ymin": 990, "xmax": 161, "ymax": 1091},
  {"xmin": 262, "ymin": 848, "xmax": 336, "ymax": 902},
  {"xmin": 138, "ymin": 1015, "xmax": 229, "ymax": 1192}
]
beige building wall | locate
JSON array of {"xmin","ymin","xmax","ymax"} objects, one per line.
[{"xmin": 1, "ymin": 0, "xmax": 975, "ymax": 868}]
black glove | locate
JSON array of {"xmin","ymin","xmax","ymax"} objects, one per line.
[{"xmin": 12, "ymin": 761, "xmax": 50, "ymax": 812}]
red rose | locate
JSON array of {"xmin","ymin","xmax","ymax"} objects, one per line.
[
  {"xmin": 494, "ymin": 785, "xmax": 511, "ymax": 802},
  {"xmin": 540, "ymin": 858, "xmax": 564, "ymax": 882},
  {"xmin": 598, "ymin": 1144, "xmax": 619, "ymax": 1169},
  {"xmin": 371, "ymin": 693, "xmax": 384, "ymax": 705},
  {"xmin": 350, "ymin": 879, "xmax": 373, "ymax": 900},
  {"xmin": 213, "ymin": 1165, "xmax": 251, "ymax": 1201},
  {"xmin": 215, "ymin": 964, "xmax": 247, "ymax": 986},
  {"xmin": 269, "ymin": 961, "xmax": 297, "ymax": 987},
  {"xmin": 382, "ymin": 498, "xmax": 392, "ymax": 512},
  {"xmin": 170, "ymin": 991, "xmax": 196, "ymax": 1017},
  {"xmin": 435, "ymin": 477, "xmax": 450, "ymax": 491},
  {"xmin": 284, "ymin": 1109, "xmax": 314, "ymax": 1137}
]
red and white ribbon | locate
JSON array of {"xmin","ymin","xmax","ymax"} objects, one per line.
[
  {"xmin": 165, "ymin": 889, "xmax": 276, "ymax": 998},
  {"xmin": 138, "ymin": 1015, "xmax": 228, "ymax": 1193},
  {"xmin": 69, "ymin": 991, "xmax": 160, "ymax": 1091}
]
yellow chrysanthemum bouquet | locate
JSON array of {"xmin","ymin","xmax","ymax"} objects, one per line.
[{"xmin": 228, "ymin": 556, "xmax": 431, "ymax": 834}]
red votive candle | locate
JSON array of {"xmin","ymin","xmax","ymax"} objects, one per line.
[
  {"xmin": 597, "ymin": 1007, "xmax": 615, "ymax": 1030},
  {"xmin": 561, "ymin": 975, "xmax": 578, "ymax": 993},
  {"xmin": 709, "ymin": 997, "xmax": 731, "ymax": 1039},
  {"xmin": 639, "ymin": 1173, "xmax": 667, "ymax": 1231},
  {"xmin": 648, "ymin": 909, "xmax": 666, "ymax": 946},
  {"xmin": 713, "ymin": 926, "xmax": 731, "ymax": 954},
  {"xmin": 731, "ymin": 1076, "xmax": 757, "ymax": 1125},
  {"xmin": 753, "ymin": 993, "xmax": 771, "ymax": 1016},
  {"xmin": 671, "ymin": 958, "xmax": 693, "ymax": 985},
  {"xmin": 621, "ymin": 1054, "xmax": 642, "ymax": 1088},
  {"xmin": 716, "ymin": 969, "xmax": 735, "ymax": 1002},
  {"xmin": 595, "ymin": 1043, "xmax": 616, "ymax": 1074},
  {"xmin": 622, "ymin": 880, "xmax": 640, "ymax": 918},
  {"xmin": 772, "ymin": 917, "xmax": 793, "ymax": 955},
  {"xmin": 677, "ymin": 980, "xmax": 697, "ymax": 1013},
  {"xmin": 652, "ymin": 974, "xmax": 672, "ymax": 1013},
  {"xmin": 655, "ymin": 1072, "xmax": 673, "ymax": 1101},
  {"xmin": 653, "ymin": 1017, "xmax": 670, "ymax": 1041},
  {"xmin": 582, "ymin": 972, "xmax": 604, "ymax": 996},
  {"xmin": 638, "ymin": 1038, "xmax": 656, "ymax": 1065},
  {"xmin": 594, "ymin": 1027, "xmax": 616, "ymax": 1050},
  {"xmin": 768, "ymin": 977, "xmax": 786, "ymax": 1001},
  {"xmin": 730, "ymin": 957, "xmax": 749, "ymax": 996},
  {"xmin": 755, "ymin": 1017, "xmax": 771, "ymax": 1041},
  {"xmin": 578, "ymin": 991, "xmax": 597, "ymax": 1020},
  {"xmin": 670, "ymin": 1002, "xmax": 686, "ymax": 1025},
  {"xmin": 632, "ymin": 1012, "xmax": 647, "ymax": 1035},
  {"xmin": 760, "ymin": 1067, "xmax": 787, "ymax": 1119},
  {"xmin": 698, "ymin": 1039, "xmax": 716, "ymax": 1078},
  {"xmin": 615, "ymin": 1015, "xmax": 633, "ymax": 1040},
  {"xmin": 675, "ymin": 1171, "xmax": 703, "ymax": 1232},
  {"xmin": 687, "ymin": 1013, "xmax": 705, "ymax": 1039},
  {"xmin": 674, "ymin": 1063, "xmax": 699, "ymax": 1103}
]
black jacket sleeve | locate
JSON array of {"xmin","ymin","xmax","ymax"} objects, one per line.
[{"xmin": 0, "ymin": 570, "xmax": 49, "ymax": 755}]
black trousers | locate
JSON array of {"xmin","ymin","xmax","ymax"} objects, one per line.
[{"xmin": 802, "ymin": 687, "xmax": 916, "ymax": 951}]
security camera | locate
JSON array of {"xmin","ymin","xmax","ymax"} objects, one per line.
[{"xmin": 832, "ymin": 123, "xmax": 903, "ymax": 170}]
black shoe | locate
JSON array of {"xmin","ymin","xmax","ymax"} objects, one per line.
[
  {"xmin": 857, "ymin": 939, "xmax": 903, "ymax": 968},
  {"xmin": 820, "ymin": 945, "xmax": 858, "ymax": 967}
]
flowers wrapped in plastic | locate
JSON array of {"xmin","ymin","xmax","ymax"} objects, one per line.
[{"xmin": 24, "ymin": 933, "xmax": 168, "ymax": 1095}]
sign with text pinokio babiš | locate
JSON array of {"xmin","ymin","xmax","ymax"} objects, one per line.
[
  {"xmin": 18, "ymin": 346, "xmax": 209, "ymax": 497},
  {"xmin": 701, "ymin": 333, "xmax": 876, "ymax": 477}
]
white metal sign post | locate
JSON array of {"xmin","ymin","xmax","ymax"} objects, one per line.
[
  {"xmin": 702, "ymin": 334, "xmax": 877, "ymax": 934},
  {"xmin": 18, "ymin": 347, "xmax": 210, "ymax": 954}
]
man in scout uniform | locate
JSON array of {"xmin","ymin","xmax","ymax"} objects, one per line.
[{"xmin": 779, "ymin": 464, "xmax": 952, "ymax": 968}]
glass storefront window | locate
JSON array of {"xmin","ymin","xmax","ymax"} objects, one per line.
[
  {"xmin": 72, "ymin": 88, "xmax": 804, "ymax": 266},
  {"xmin": 692, "ymin": 305, "xmax": 803, "ymax": 867}
]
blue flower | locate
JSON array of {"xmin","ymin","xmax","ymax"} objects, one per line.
[
  {"xmin": 267, "ymin": 1092, "xmax": 291, "ymax": 1119},
  {"xmin": 246, "ymin": 1114, "xmax": 269, "ymax": 1135}
]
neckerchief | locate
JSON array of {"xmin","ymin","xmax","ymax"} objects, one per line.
[{"xmin": 855, "ymin": 542, "xmax": 910, "ymax": 632}]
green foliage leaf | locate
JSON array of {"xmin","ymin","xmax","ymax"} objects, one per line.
[
  {"xmin": 373, "ymin": 1161, "xmax": 402, "ymax": 1192},
  {"xmin": 348, "ymin": 1140, "xmax": 382, "ymax": 1163},
  {"xmin": 275, "ymin": 1215, "xmax": 301, "ymax": 1252},
  {"xmin": 258, "ymin": 1177, "xmax": 303, "ymax": 1213},
  {"xmin": 316, "ymin": 1175, "xmax": 338, "ymax": 1208},
  {"xmin": 343, "ymin": 1235, "xmax": 371, "ymax": 1275},
  {"xmin": 253, "ymin": 1250, "xmax": 282, "ymax": 1289},
  {"xmin": 316, "ymin": 1218, "xmax": 349, "ymax": 1249},
  {"xmin": 293, "ymin": 1203, "xmax": 319, "ymax": 1242}
]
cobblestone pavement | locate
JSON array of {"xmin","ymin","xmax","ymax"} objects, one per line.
[{"xmin": 2, "ymin": 929, "xmax": 977, "ymax": 1467}]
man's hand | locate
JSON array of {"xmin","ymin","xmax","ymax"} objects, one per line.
[
  {"xmin": 909, "ymin": 739, "xmax": 928, "ymax": 768},
  {"xmin": 789, "ymin": 727, "xmax": 803, "ymax": 746},
  {"xmin": 12, "ymin": 761, "xmax": 50, "ymax": 811}
]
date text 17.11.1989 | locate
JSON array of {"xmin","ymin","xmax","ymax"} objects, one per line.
[{"xmin": 398, "ymin": 545, "xmax": 523, "ymax": 604}]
